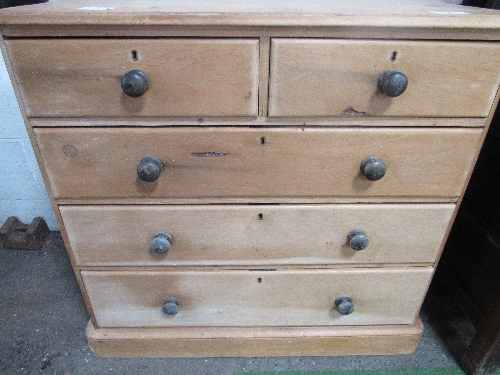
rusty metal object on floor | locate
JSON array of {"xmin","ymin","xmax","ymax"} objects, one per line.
[{"xmin": 0, "ymin": 216, "xmax": 49, "ymax": 250}]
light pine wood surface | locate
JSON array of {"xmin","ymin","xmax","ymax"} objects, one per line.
[
  {"xmin": 269, "ymin": 39, "xmax": 500, "ymax": 118},
  {"xmin": 61, "ymin": 204, "xmax": 454, "ymax": 266},
  {"xmin": 34, "ymin": 127, "xmax": 482, "ymax": 200},
  {"xmin": 2, "ymin": 0, "xmax": 499, "ymax": 359},
  {"xmin": 81, "ymin": 267, "xmax": 433, "ymax": 327},
  {"xmin": 0, "ymin": 0, "xmax": 498, "ymax": 31},
  {"xmin": 5, "ymin": 38, "xmax": 259, "ymax": 117},
  {"xmin": 28, "ymin": 117, "xmax": 488, "ymax": 128},
  {"xmin": 86, "ymin": 318, "xmax": 424, "ymax": 357}
]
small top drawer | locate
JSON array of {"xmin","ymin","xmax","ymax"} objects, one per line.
[
  {"xmin": 5, "ymin": 38, "xmax": 259, "ymax": 117},
  {"xmin": 269, "ymin": 39, "xmax": 500, "ymax": 118}
]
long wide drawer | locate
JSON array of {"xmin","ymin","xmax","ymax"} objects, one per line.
[
  {"xmin": 61, "ymin": 204, "xmax": 454, "ymax": 266},
  {"xmin": 35, "ymin": 127, "xmax": 482, "ymax": 200},
  {"xmin": 81, "ymin": 268, "xmax": 433, "ymax": 327},
  {"xmin": 269, "ymin": 39, "xmax": 500, "ymax": 117},
  {"xmin": 5, "ymin": 38, "xmax": 259, "ymax": 117}
]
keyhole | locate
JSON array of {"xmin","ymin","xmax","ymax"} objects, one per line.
[
  {"xmin": 257, "ymin": 278, "xmax": 262, "ymax": 283},
  {"xmin": 131, "ymin": 50, "xmax": 139, "ymax": 61},
  {"xmin": 260, "ymin": 137, "xmax": 266, "ymax": 145},
  {"xmin": 390, "ymin": 51, "xmax": 398, "ymax": 62},
  {"xmin": 258, "ymin": 213, "xmax": 263, "ymax": 220}
]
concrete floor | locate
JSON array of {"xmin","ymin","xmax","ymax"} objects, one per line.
[{"xmin": 1, "ymin": 232, "xmax": 474, "ymax": 375}]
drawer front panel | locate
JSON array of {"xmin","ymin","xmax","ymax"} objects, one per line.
[
  {"xmin": 5, "ymin": 38, "xmax": 259, "ymax": 117},
  {"xmin": 62, "ymin": 204, "xmax": 454, "ymax": 266},
  {"xmin": 81, "ymin": 268, "xmax": 433, "ymax": 327},
  {"xmin": 269, "ymin": 39, "xmax": 500, "ymax": 117},
  {"xmin": 35, "ymin": 127, "xmax": 481, "ymax": 199}
]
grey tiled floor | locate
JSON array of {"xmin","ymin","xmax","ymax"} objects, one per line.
[{"xmin": 0, "ymin": 232, "xmax": 473, "ymax": 375}]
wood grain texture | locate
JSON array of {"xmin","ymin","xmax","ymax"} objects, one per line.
[
  {"xmin": 2, "ymin": 25, "xmax": 500, "ymax": 41},
  {"xmin": 86, "ymin": 318, "xmax": 424, "ymax": 358},
  {"xmin": 28, "ymin": 116, "xmax": 489, "ymax": 128},
  {"xmin": 34, "ymin": 127, "xmax": 482, "ymax": 200},
  {"xmin": 0, "ymin": 36, "xmax": 100, "ymax": 325},
  {"xmin": 80, "ymin": 267, "xmax": 433, "ymax": 327},
  {"xmin": 0, "ymin": 0, "xmax": 498, "ymax": 30},
  {"xmin": 56, "ymin": 197, "xmax": 459, "ymax": 205},
  {"xmin": 269, "ymin": 39, "xmax": 500, "ymax": 118},
  {"xmin": 2, "ymin": 0, "xmax": 498, "ymax": 359},
  {"xmin": 5, "ymin": 38, "xmax": 259, "ymax": 117},
  {"xmin": 60, "ymin": 204, "xmax": 454, "ymax": 266}
]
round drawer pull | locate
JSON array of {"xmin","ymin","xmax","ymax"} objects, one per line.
[
  {"xmin": 163, "ymin": 297, "xmax": 180, "ymax": 315},
  {"xmin": 335, "ymin": 295, "xmax": 354, "ymax": 316},
  {"xmin": 347, "ymin": 229, "xmax": 369, "ymax": 251},
  {"xmin": 151, "ymin": 232, "xmax": 172, "ymax": 254},
  {"xmin": 360, "ymin": 156, "xmax": 386, "ymax": 181},
  {"xmin": 378, "ymin": 70, "xmax": 408, "ymax": 97},
  {"xmin": 121, "ymin": 69, "xmax": 150, "ymax": 97},
  {"xmin": 137, "ymin": 156, "xmax": 163, "ymax": 182}
]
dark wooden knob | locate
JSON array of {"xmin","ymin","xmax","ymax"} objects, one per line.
[
  {"xmin": 137, "ymin": 156, "xmax": 163, "ymax": 182},
  {"xmin": 163, "ymin": 297, "xmax": 180, "ymax": 315},
  {"xmin": 360, "ymin": 156, "xmax": 386, "ymax": 181},
  {"xmin": 335, "ymin": 295, "xmax": 354, "ymax": 315},
  {"xmin": 378, "ymin": 70, "xmax": 408, "ymax": 97},
  {"xmin": 151, "ymin": 232, "xmax": 172, "ymax": 254},
  {"xmin": 121, "ymin": 70, "xmax": 150, "ymax": 97},
  {"xmin": 347, "ymin": 229, "xmax": 369, "ymax": 251}
]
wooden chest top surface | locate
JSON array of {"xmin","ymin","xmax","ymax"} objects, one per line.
[{"xmin": 0, "ymin": 0, "xmax": 498, "ymax": 31}]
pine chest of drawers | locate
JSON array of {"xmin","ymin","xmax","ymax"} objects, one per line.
[{"xmin": 1, "ymin": 0, "xmax": 499, "ymax": 358}]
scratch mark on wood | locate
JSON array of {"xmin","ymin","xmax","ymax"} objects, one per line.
[
  {"xmin": 190, "ymin": 152, "xmax": 230, "ymax": 157},
  {"xmin": 342, "ymin": 106, "xmax": 369, "ymax": 116}
]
